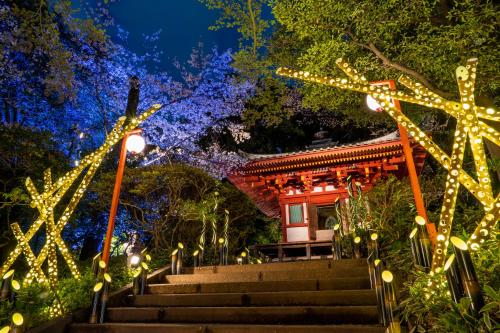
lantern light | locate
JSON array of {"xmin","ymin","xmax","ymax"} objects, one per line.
[
  {"xmin": 366, "ymin": 95, "xmax": 383, "ymax": 112},
  {"xmin": 12, "ymin": 313, "xmax": 23, "ymax": 326},
  {"xmin": 130, "ymin": 255, "xmax": 141, "ymax": 267},
  {"xmin": 125, "ymin": 134, "xmax": 146, "ymax": 154}
]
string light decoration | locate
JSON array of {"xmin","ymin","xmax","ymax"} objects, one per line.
[
  {"xmin": 277, "ymin": 58, "xmax": 499, "ymax": 272},
  {"xmin": 0, "ymin": 104, "xmax": 162, "ymax": 288}
]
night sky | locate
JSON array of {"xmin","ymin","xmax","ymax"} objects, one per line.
[{"xmin": 107, "ymin": 0, "xmax": 239, "ymax": 74}]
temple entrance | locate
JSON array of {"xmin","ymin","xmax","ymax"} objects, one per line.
[{"xmin": 317, "ymin": 205, "xmax": 337, "ymax": 230}]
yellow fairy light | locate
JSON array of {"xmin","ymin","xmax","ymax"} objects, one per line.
[
  {"xmin": 277, "ymin": 58, "xmax": 499, "ymax": 272},
  {"xmin": 0, "ymin": 104, "xmax": 162, "ymax": 288}
]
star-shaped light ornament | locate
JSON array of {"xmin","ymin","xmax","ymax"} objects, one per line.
[
  {"xmin": 0, "ymin": 104, "xmax": 161, "ymax": 314},
  {"xmin": 277, "ymin": 58, "xmax": 498, "ymax": 272}
]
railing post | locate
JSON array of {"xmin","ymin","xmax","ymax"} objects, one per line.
[
  {"xmin": 132, "ymin": 269, "xmax": 141, "ymax": 296},
  {"xmin": 218, "ymin": 238, "xmax": 225, "ymax": 266},
  {"xmin": 415, "ymin": 216, "xmax": 432, "ymax": 270},
  {"xmin": 1, "ymin": 270, "xmax": 14, "ymax": 300},
  {"xmin": 193, "ymin": 249, "xmax": 200, "ymax": 269},
  {"xmin": 140, "ymin": 262, "xmax": 149, "ymax": 295},
  {"xmin": 332, "ymin": 224, "xmax": 342, "ymax": 260},
  {"xmin": 89, "ymin": 282, "xmax": 103, "ymax": 324},
  {"xmin": 99, "ymin": 273, "xmax": 112, "ymax": 323},
  {"xmin": 374, "ymin": 259, "xmax": 387, "ymax": 326},
  {"xmin": 451, "ymin": 237, "xmax": 484, "ymax": 313},
  {"xmin": 171, "ymin": 249, "xmax": 178, "ymax": 275},
  {"xmin": 353, "ymin": 236, "xmax": 361, "ymax": 259},
  {"xmin": 91, "ymin": 252, "xmax": 102, "ymax": 277},
  {"xmin": 444, "ymin": 254, "xmax": 463, "ymax": 304},
  {"xmin": 409, "ymin": 227, "xmax": 423, "ymax": 267},
  {"xmin": 176, "ymin": 243, "xmax": 184, "ymax": 275},
  {"xmin": 382, "ymin": 270, "xmax": 400, "ymax": 333}
]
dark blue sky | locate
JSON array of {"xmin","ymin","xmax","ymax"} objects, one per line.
[{"xmin": 107, "ymin": 0, "xmax": 239, "ymax": 73}]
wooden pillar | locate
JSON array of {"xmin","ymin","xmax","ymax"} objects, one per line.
[{"xmin": 388, "ymin": 80, "xmax": 437, "ymax": 246}]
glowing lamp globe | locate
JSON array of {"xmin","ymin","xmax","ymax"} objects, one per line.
[
  {"xmin": 366, "ymin": 94, "xmax": 383, "ymax": 112},
  {"xmin": 126, "ymin": 134, "xmax": 145, "ymax": 154}
]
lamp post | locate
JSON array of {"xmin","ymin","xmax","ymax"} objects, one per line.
[
  {"xmin": 366, "ymin": 80, "xmax": 437, "ymax": 246},
  {"xmin": 101, "ymin": 77, "xmax": 146, "ymax": 267}
]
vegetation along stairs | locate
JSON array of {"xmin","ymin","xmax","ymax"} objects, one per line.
[{"xmin": 69, "ymin": 259, "xmax": 387, "ymax": 332}]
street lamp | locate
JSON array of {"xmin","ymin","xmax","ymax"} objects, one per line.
[
  {"xmin": 365, "ymin": 80, "xmax": 437, "ymax": 245},
  {"xmin": 366, "ymin": 94, "xmax": 383, "ymax": 112},
  {"xmin": 125, "ymin": 133, "xmax": 146, "ymax": 154},
  {"xmin": 101, "ymin": 77, "xmax": 145, "ymax": 267}
]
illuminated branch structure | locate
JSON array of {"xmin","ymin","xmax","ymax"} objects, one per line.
[
  {"xmin": 277, "ymin": 58, "xmax": 499, "ymax": 272},
  {"xmin": 0, "ymin": 104, "xmax": 162, "ymax": 288}
]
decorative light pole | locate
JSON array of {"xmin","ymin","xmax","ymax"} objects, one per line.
[
  {"xmin": 101, "ymin": 77, "xmax": 146, "ymax": 267},
  {"xmin": 366, "ymin": 80, "xmax": 436, "ymax": 246}
]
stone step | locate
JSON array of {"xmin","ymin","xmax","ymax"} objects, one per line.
[
  {"xmin": 184, "ymin": 259, "xmax": 366, "ymax": 274},
  {"xmin": 166, "ymin": 266, "xmax": 369, "ymax": 284},
  {"xmin": 105, "ymin": 306, "xmax": 379, "ymax": 325},
  {"xmin": 131, "ymin": 290, "xmax": 377, "ymax": 307},
  {"xmin": 70, "ymin": 323, "xmax": 387, "ymax": 333},
  {"xmin": 148, "ymin": 278, "xmax": 371, "ymax": 294}
]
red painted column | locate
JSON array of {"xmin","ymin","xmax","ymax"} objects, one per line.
[
  {"xmin": 102, "ymin": 135, "xmax": 128, "ymax": 266},
  {"xmin": 388, "ymin": 80, "xmax": 437, "ymax": 246}
]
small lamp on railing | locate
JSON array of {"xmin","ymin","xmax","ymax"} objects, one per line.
[
  {"xmin": 415, "ymin": 216, "xmax": 432, "ymax": 269},
  {"xmin": 193, "ymin": 249, "xmax": 200, "ymax": 269},
  {"xmin": 332, "ymin": 224, "xmax": 342, "ymax": 260},
  {"xmin": 218, "ymin": 238, "xmax": 225, "ymax": 266},
  {"xmin": 89, "ymin": 282, "xmax": 103, "ymax": 324},
  {"xmin": 176, "ymin": 243, "xmax": 184, "ymax": 275},
  {"xmin": 91, "ymin": 252, "xmax": 102, "ymax": 276},
  {"xmin": 10, "ymin": 312, "xmax": 24, "ymax": 333},
  {"xmin": 171, "ymin": 249, "xmax": 178, "ymax": 275},
  {"xmin": 353, "ymin": 236, "xmax": 361, "ymax": 259},
  {"xmin": 96, "ymin": 260, "xmax": 106, "ymax": 280},
  {"xmin": 381, "ymin": 270, "xmax": 400, "ymax": 333},
  {"xmin": 10, "ymin": 280, "xmax": 20, "ymax": 304},
  {"xmin": 240, "ymin": 251, "xmax": 247, "ymax": 265}
]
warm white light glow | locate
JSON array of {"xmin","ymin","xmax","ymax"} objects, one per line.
[
  {"xmin": 130, "ymin": 255, "xmax": 141, "ymax": 266},
  {"xmin": 366, "ymin": 94, "xmax": 382, "ymax": 112},
  {"xmin": 126, "ymin": 134, "xmax": 146, "ymax": 154},
  {"xmin": 381, "ymin": 270, "xmax": 394, "ymax": 283}
]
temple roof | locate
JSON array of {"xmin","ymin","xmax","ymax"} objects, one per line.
[
  {"xmin": 228, "ymin": 131, "xmax": 427, "ymax": 218},
  {"xmin": 239, "ymin": 131, "xmax": 415, "ymax": 175},
  {"xmin": 244, "ymin": 131, "xmax": 399, "ymax": 161}
]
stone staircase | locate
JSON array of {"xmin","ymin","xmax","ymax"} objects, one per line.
[{"xmin": 70, "ymin": 259, "xmax": 386, "ymax": 332}]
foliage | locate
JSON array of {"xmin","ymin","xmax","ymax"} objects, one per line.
[
  {"xmin": 88, "ymin": 163, "xmax": 275, "ymax": 260},
  {"xmin": 399, "ymin": 270, "xmax": 451, "ymax": 331},
  {"xmin": 271, "ymin": 0, "xmax": 498, "ymax": 121},
  {"xmin": 199, "ymin": 0, "xmax": 272, "ymax": 54},
  {"xmin": 0, "ymin": 126, "xmax": 68, "ymax": 262},
  {"xmin": 437, "ymin": 288, "xmax": 500, "ymax": 333}
]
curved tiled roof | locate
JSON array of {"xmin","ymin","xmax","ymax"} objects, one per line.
[{"xmin": 240, "ymin": 131, "xmax": 407, "ymax": 174}]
